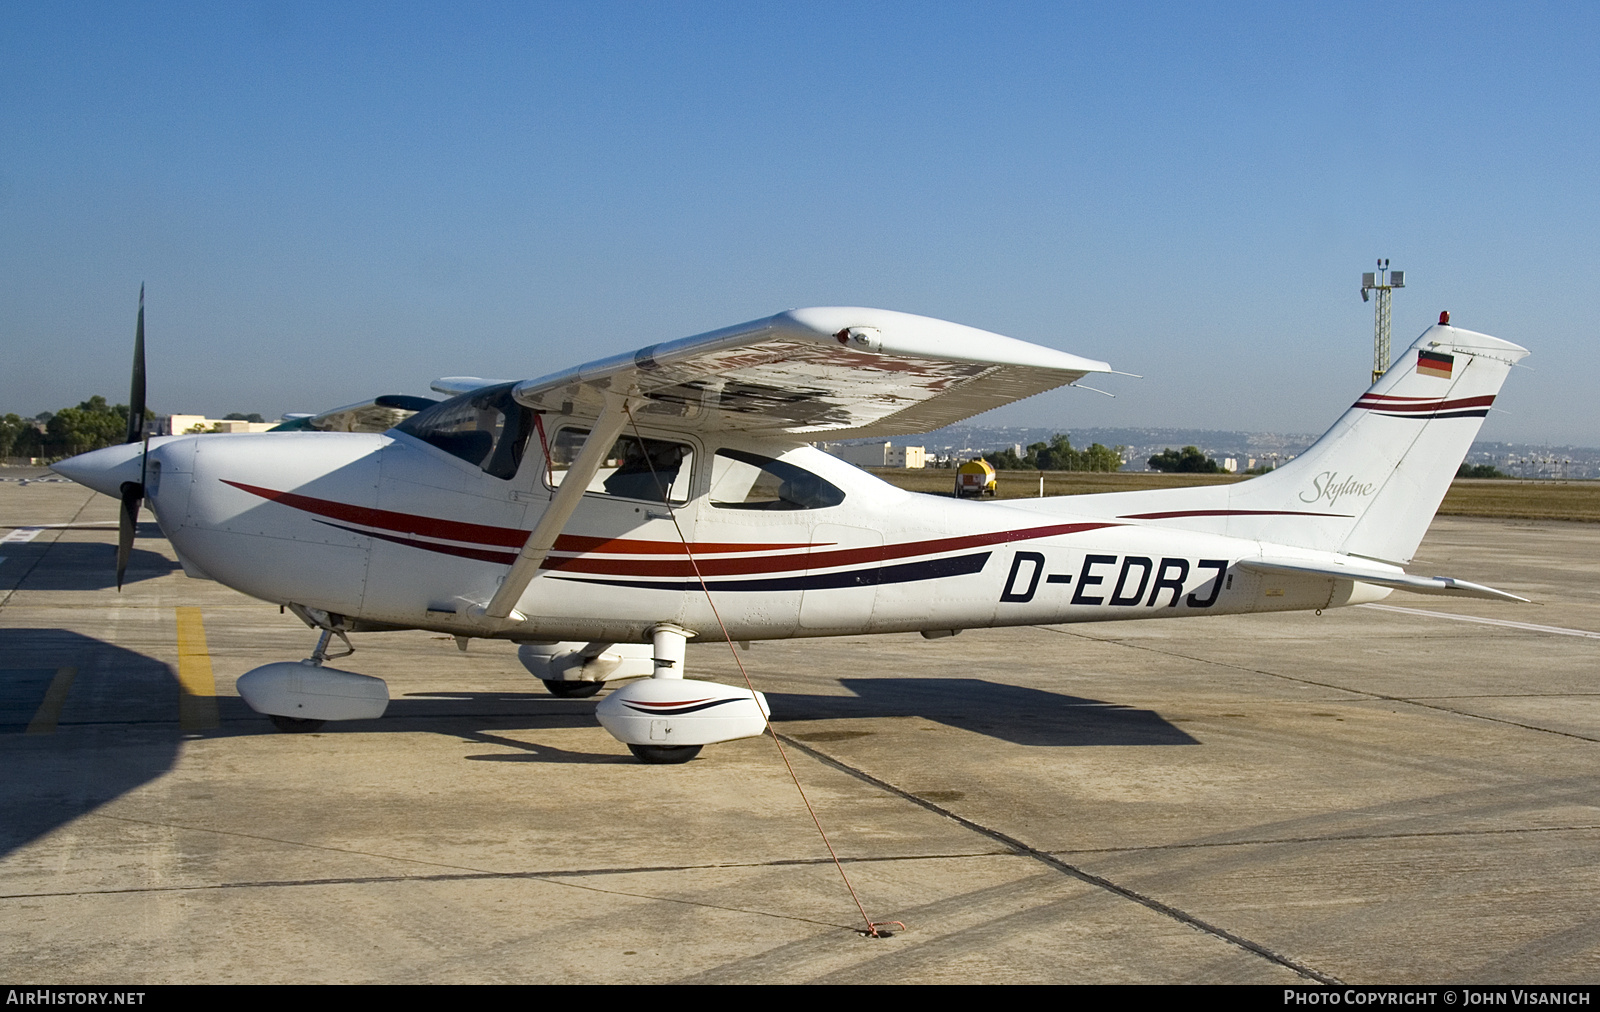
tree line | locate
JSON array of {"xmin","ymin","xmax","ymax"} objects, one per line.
[
  {"xmin": 977, "ymin": 434, "xmax": 1126, "ymax": 472},
  {"xmin": 1, "ymin": 396, "xmax": 130, "ymax": 460},
  {"xmin": 1, "ymin": 397, "xmax": 279, "ymax": 460},
  {"xmin": 1147, "ymin": 445, "xmax": 1224, "ymax": 473}
]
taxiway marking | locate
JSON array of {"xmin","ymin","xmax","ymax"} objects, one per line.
[
  {"xmin": 174, "ymin": 607, "xmax": 219, "ymax": 730},
  {"xmin": 25, "ymin": 666, "xmax": 78, "ymax": 735},
  {"xmin": 1360, "ymin": 603, "xmax": 1600, "ymax": 640}
]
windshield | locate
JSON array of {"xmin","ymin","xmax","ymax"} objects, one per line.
[{"xmin": 394, "ymin": 383, "xmax": 533, "ymax": 480}]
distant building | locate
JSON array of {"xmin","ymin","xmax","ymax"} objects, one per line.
[
  {"xmin": 158, "ymin": 414, "xmax": 282, "ymax": 435},
  {"xmin": 826, "ymin": 441, "xmax": 928, "ymax": 469}
]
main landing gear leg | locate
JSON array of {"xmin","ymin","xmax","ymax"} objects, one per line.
[
  {"xmin": 593, "ymin": 623, "xmax": 771, "ymax": 765},
  {"xmin": 627, "ymin": 624, "xmax": 701, "ymax": 764}
]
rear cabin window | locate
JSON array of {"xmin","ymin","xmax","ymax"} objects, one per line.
[
  {"xmin": 544, "ymin": 428, "xmax": 695, "ymax": 504},
  {"xmin": 709, "ymin": 449, "xmax": 845, "ymax": 510},
  {"xmin": 394, "ymin": 384, "xmax": 533, "ymax": 480}
]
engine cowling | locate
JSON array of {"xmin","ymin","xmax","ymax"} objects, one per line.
[
  {"xmin": 595, "ymin": 678, "xmax": 770, "ymax": 747},
  {"xmin": 236, "ymin": 661, "xmax": 389, "ymax": 721}
]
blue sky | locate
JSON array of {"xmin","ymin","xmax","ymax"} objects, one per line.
[{"xmin": 4, "ymin": 2, "xmax": 1597, "ymax": 443}]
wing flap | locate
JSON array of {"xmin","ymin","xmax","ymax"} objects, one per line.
[{"xmin": 1241, "ymin": 558, "xmax": 1528, "ymax": 603}]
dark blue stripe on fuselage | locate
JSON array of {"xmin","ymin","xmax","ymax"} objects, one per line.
[
  {"xmin": 549, "ymin": 551, "xmax": 993, "ymax": 593},
  {"xmin": 1372, "ymin": 409, "xmax": 1490, "ymax": 419}
]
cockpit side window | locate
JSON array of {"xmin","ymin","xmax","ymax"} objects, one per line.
[
  {"xmin": 709, "ymin": 449, "xmax": 845, "ymax": 510},
  {"xmin": 544, "ymin": 428, "xmax": 695, "ymax": 504},
  {"xmin": 394, "ymin": 383, "xmax": 533, "ymax": 480}
]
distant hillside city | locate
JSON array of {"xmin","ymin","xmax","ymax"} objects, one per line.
[
  {"xmin": 4, "ymin": 400, "xmax": 1598, "ymax": 480},
  {"xmin": 821, "ymin": 424, "xmax": 1600, "ymax": 480}
]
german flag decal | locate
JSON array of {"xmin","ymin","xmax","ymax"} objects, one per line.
[{"xmin": 1417, "ymin": 350, "xmax": 1455, "ymax": 379}]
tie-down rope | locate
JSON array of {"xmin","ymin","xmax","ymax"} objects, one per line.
[{"xmin": 619, "ymin": 403, "xmax": 900, "ymax": 938}]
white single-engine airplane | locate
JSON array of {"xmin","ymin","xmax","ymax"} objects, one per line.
[{"xmin": 56, "ymin": 300, "xmax": 1529, "ymax": 762}]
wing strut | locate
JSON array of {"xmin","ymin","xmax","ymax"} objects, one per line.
[{"xmin": 479, "ymin": 395, "xmax": 630, "ymax": 621}]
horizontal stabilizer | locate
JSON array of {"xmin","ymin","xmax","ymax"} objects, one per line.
[{"xmin": 1240, "ymin": 558, "xmax": 1528, "ymax": 602}]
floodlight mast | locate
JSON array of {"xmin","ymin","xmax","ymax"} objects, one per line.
[{"xmin": 1360, "ymin": 259, "xmax": 1404, "ymax": 384}]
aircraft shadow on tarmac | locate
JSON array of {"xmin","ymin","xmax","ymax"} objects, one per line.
[
  {"xmin": 0, "ymin": 629, "xmax": 184, "ymax": 859},
  {"xmin": 0, "ymin": 537, "xmax": 178, "ymax": 590},
  {"xmin": 771, "ymin": 678, "xmax": 1199, "ymax": 748},
  {"xmin": 212, "ymin": 692, "xmax": 637, "ymax": 765},
  {"xmin": 0, "ymin": 626, "xmax": 1196, "ymax": 859},
  {"xmin": 214, "ymin": 676, "xmax": 1197, "ymax": 755}
]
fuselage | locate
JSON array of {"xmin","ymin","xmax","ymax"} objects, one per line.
[{"xmin": 109, "ymin": 420, "xmax": 1388, "ymax": 645}]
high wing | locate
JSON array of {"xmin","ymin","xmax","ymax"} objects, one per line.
[
  {"xmin": 499, "ymin": 307, "xmax": 1111, "ymax": 438},
  {"xmin": 431, "ymin": 377, "xmax": 512, "ymax": 397},
  {"xmin": 461, "ymin": 306, "xmax": 1108, "ymax": 621}
]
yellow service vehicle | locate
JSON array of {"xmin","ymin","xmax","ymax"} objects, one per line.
[{"xmin": 955, "ymin": 458, "xmax": 997, "ymax": 497}]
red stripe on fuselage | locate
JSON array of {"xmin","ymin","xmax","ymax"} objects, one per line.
[
  {"xmin": 1352, "ymin": 394, "xmax": 1493, "ymax": 412},
  {"xmin": 222, "ymin": 479, "xmax": 1118, "ymax": 577},
  {"xmin": 550, "ymin": 532, "xmax": 820, "ymax": 555},
  {"xmin": 538, "ymin": 522, "xmax": 1122, "ymax": 577},
  {"xmin": 220, "ymin": 480, "xmax": 817, "ymax": 554}
]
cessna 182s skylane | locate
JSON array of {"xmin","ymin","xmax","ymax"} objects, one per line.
[{"xmin": 55, "ymin": 302, "xmax": 1529, "ymax": 762}]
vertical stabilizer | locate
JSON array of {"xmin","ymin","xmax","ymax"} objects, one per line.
[
  {"xmin": 1039, "ymin": 321, "xmax": 1529, "ymax": 564},
  {"xmin": 1242, "ymin": 322, "xmax": 1528, "ymax": 561}
]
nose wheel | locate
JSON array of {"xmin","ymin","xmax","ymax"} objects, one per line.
[
  {"xmin": 543, "ymin": 679, "xmax": 604, "ymax": 698},
  {"xmin": 269, "ymin": 714, "xmax": 326, "ymax": 733}
]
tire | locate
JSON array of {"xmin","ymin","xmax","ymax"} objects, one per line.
[
  {"xmin": 268, "ymin": 714, "xmax": 326, "ymax": 733},
  {"xmin": 542, "ymin": 679, "xmax": 605, "ymax": 698},
  {"xmin": 627, "ymin": 743, "xmax": 702, "ymax": 764}
]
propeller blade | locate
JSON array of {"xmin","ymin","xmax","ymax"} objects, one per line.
[
  {"xmin": 116, "ymin": 480, "xmax": 142, "ymax": 591},
  {"xmin": 125, "ymin": 284, "xmax": 146, "ymax": 445},
  {"xmin": 118, "ymin": 286, "xmax": 148, "ymax": 590}
]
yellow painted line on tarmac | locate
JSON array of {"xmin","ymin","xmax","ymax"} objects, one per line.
[
  {"xmin": 175, "ymin": 607, "xmax": 220, "ymax": 730},
  {"xmin": 25, "ymin": 667, "xmax": 78, "ymax": 735}
]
